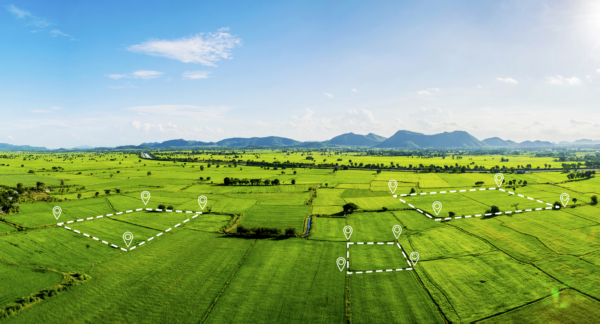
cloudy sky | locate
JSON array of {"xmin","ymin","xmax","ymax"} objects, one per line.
[{"xmin": 2, "ymin": 0, "xmax": 600, "ymax": 148}]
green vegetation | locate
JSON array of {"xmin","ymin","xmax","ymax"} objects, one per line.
[{"xmin": 0, "ymin": 150, "xmax": 598, "ymax": 322}]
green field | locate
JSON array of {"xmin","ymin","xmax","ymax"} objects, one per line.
[{"xmin": 0, "ymin": 151, "xmax": 599, "ymax": 322}]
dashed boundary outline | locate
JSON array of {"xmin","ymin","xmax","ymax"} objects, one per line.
[
  {"xmin": 345, "ymin": 241, "xmax": 413, "ymax": 275},
  {"xmin": 57, "ymin": 207, "xmax": 203, "ymax": 252},
  {"xmin": 393, "ymin": 187, "xmax": 559, "ymax": 221}
]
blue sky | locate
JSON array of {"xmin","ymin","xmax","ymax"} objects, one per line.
[{"xmin": 2, "ymin": 0, "xmax": 600, "ymax": 148}]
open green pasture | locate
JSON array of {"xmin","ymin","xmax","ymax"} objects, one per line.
[
  {"xmin": 204, "ymin": 239, "xmax": 346, "ymax": 324},
  {"xmin": 0, "ymin": 227, "xmax": 120, "ymax": 272},
  {"xmin": 350, "ymin": 271, "xmax": 445, "ymax": 323},
  {"xmin": 349, "ymin": 244, "xmax": 409, "ymax": 270},
  {"xmin": 0, "ymin": 262, "xmax": 63, "ymax": 307},
  {"xmin": 4, "ymin": 231, "xmax": 253, "ymax": 323},
  {"xmin": 416, "ymin": 251, "xmax": 561, "ymax": 322},
  {"xmin": 0, "ymin": 151, "xmax": 598, "ymax": 323}
]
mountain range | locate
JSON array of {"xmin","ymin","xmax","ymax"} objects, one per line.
[{"xmin": 0, "ymin": 131, "xmax": 597, "ymax": 151}]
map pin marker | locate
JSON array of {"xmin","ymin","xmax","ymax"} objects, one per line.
[
  {"xmin": 410, "ymin": 251, "xmax": 419, "ymax": 266},
  {"xmin": 432, "ymin": 201, "xmax": 442, "ymax": 216},
  {"xmin": 53, "ymin": 206, "xmax": 62, "ymax": 220},
  {"xmin": 494, "ymin": 173, "xmax": 504, "ymax": 187},
  {"xmin": 392, "ymin": 225, "xmax": 402, "ymax": 240},
  {"xmin": 198, "ymin": 195, "xmax": 207, "ymax": 210},
  {"xmin": 388, "ymin": 180, "xmax": 398, "ymax": 194},
  {"xmin": 343, "ymin": 225, "xmax": 353, "ymax": 240},
  {"xmin": 560, "ymin": 193, "xmax": 570, "ymax": 207},
  {"xmin": 141, "ymin": 191, "xmax": 150, "ymax": 205},
  {"xmin": 123, "ymin": 231, "xmax": 133, "ymax": 248},
  {"xmin": 336, "ymin": 257, "xmax": 346, "ymax": 272}
]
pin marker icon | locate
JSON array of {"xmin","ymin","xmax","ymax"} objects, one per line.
[
  {"xmin": 494, "ymin": 173, "xmax": 504, "ymax": 187},
  {"xmin": 336, "ymin": 257, "xmax": 347, "ymax": 272},
  {"xmin": 560, "ymin": 193, "xmax": 570, "ymax": 207},
  {"xmin": 123, "ymin": 232, "xmax": 133, "ymax": 248},
  {"xmin": 410, "ymin": 252, "xmax": 419, "ymax": 266},
  {"xmin": 392, "ymin": 225, "xmax": 402, "ymax": 240},
  {"xmin": 53, "ymin": 206, "xmax": 62, "ymax": 220},
  {"xmin": 198, "ymin": 195, "xmax": 207, "ymax": 210},
  {"xmin": 141, "ymin": 191, "xmax": 150, "ymax": 205},
  {"xmin": 432, "ymin": 201, "xmax": 442, "ymax": 216},
  {"xmin": 343, "ymin": 225, "xmax": 353, "ymax": 240},
  {"xmin": 388, "ymin": 180, "xmax": 398, "ymax": 194}
]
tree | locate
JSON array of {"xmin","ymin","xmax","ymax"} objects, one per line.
[
  {"xmin": 294, "ymin": 170, "xmax": 297, "ymax": 175},
  {"xmin": 486, "ymin": 205, "xmax": 500, "ymax": 216},
  {"xmin": 592, "ymin": 195, "xmax": 598, "ymax": 205},
  {"xmin": 77, "ymin": 193, "xmax": 82, "ymax": 199},
  {"xmin": 475, "ymin": 181, "xmax": 484, "ymax": 186},
  {"xmin": 285, "ymin": 227, "xmax": 296, "ymax": 235},
  {"xmin": 167, "ymin": 205, "xmax": 174, "ymax": 210},
  {"xmin": 325, "ymin": 183, "xmax": 328, "ymax": 187},
  {"xmin": 158, "ymin": 204, "xmax": 166, "ymax": 210},
  {"xmin": 291, "ymin": 179, "xmax": 296, "ymax": 185},
  {"xmin": 115, "ymin": 189, "xmax": 121, "ymax": 194},
  {"xmin": 572, "ymin": 198, "xmax": 577, "ymax": 204},
  {"xmin": 449, "ymin": 211, "xmax": 456, "ymax": 217},
  {"xmin": 554, "ymin": 201, "xmax": 562, "ymax": 209},
  {"xmin": 224, "ymin": 177, "xmax": 231, "ymax": 186},
  {"xmin": 104, "ymin": 189, "xmax": 111, "ymax": 195},
  {"xmin": 16, "ymin": 183, "xmax": 23, "ymax": 191},
  {"xmin": 147, "ymin": 171, "xmax": 151, "ymax": 176},
  {"xmin": 264, "ymin": 179, "xmax": 271, "ymax": 186},
  {"xmin": 410, "ymin": 188, "xmax": 416, "ymax": 194},
  {"xmin": 206, "ymin": 177, "xmax": 211, "ymax": 181},
  {"xmin": 61, "ymin": 179, "xmax": 65, "ymax": 185},
  {"xmin": 95, "ymin": 192, "xmax": 99, "ymax": 197},
  {"xmin": 343, "ymin": 203, "xmax": 359, "ymax": 214},
  {"xmin": 272, "ymin": 179, "xmax": 280, "ymax": 185}
]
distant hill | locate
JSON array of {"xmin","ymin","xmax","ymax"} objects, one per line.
[
  {"xmin": 142, "ymin": 139, "xmax": 214, "ymax": 148},
  {"xmin": 328, "ymin": 132, "xmax": 387, "ymax": 146},
  {"xmin": 482, "ymin": 137, "xmax": 517, "ymax": 147},
  {"xmin": 216, "ymin": 136, "xmax": 301, "ymax": 147},
  {"xmin": 376, "ymin": 130, "xmax": 485, "ymax": 148},
  {"xmin": 73, "ymin": 145, "xmax": 94, "ymax": 149},
  {"xmin": 516, "ymin": 140, "xmax": 555, "ymax": 148},
  {"xmin": 0, "ymin": 143, "xmax": 48, "ymax": 151}
]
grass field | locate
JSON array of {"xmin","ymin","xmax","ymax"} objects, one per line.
[{"xmin": 0, "ymin": 151, "xmax": 599, "ymax": 323}]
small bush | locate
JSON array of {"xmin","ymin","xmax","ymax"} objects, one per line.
[
  {"xmin": 158, "ymin": 204, "xmax": 166, "ymax": 210},
  {"xmin": 592, "ymin": 195, "xmax": 598, "ymax": 205},
  {"xmin": 167, "ymin": 205, "xmax": 174, "ymax": 210},
  {"xmin": 285, "ymin": 227, "xmax": 296, "ymax": 235}
]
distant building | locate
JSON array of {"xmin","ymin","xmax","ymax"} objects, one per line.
[{"xmin": 516, "ymin": 170, "xmax": 525, "ymax": 174}]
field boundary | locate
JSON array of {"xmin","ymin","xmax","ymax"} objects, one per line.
[
  {"xmin": 57, "ymin": 207, "xmax": 203, "ymax": 252},
  {"xmin": 396, "ymin": 187, "xmax": 558, "ymax": 221},
  {"xmin": 345, "ymin": 241, "xmax": 413, "ymax": 274}
]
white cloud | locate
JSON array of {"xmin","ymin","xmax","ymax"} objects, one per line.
[
  {"xmin": 182, "ymin": 71, "xmax": 210, "ymax": 79},
  {"xmin": 7, "ymin": 4, "xmax": 29, "ymax": 18},
  {"xmin": 127, "ymin": 28, "xmax": 241, "ymax": 66},
  {"xmin": 417, "ymin": 90, "xmax": 431, "ymax": 95},
  {"xmin": 132, "ymin": 70, "xmax": 163, "ymax": 79},
  {"xmin": 31, "ymin": 109, "xmax": 53, "ymax": 113},
  {"xmin": 107, "ymin": 74, "xmax": 127, "ymax": 80},
  {"xmin": 586, "ymin": 75, "xmax": 592, "ymax": 82},
  {"xmin": 565, "ymin": 76, "xmax": 582, "ymax": 85},
  {"xmin": 348, "ymin": 109, "xmax": 358, "ymax": 115},
  {"xmin": 324, "ymin": 92, "xmax": 333, "ymax": 99},
  {"xmin": 131, "ymin": 121, "xmax": 141, "ymax": 129},
  {"xmin": 597, "ymin": 69, "xmax": 600, "ymax": 74},
  {"xmin": 50, "ymin": 29, "xmax": 75, "ymax": 40},
  {"xmin": 546, "ymin": 75, "xmax": 582, "ymax": 85},
  {"xmin": 351, "ymin": 88, "xmax": 358, "ymax": 93},
  {"xmin": 51, "ymin": 107, "xmax": 62, "ymax": 110},
  {"xmin": 496, "ymin": 77, "xmax": 518, "ymax": 84},
  {"xmin": 7, "ymin": 136, "xmax": 13, "ymax": 140}
]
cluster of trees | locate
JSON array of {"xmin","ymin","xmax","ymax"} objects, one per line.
[
  {"xmin": 157, "ymin": 204, "xmax": 175, "ymax": 210},
  {"xmin": 236, "ymin": 224, "xmax": 296, "ymax": 236},
  {"xmin": 223, "ymin": 177, "xmax": 289, "ymax": 186},
  {"xmin": 566, "ymin": 170, "xmax": 595, "ymax": 180}
]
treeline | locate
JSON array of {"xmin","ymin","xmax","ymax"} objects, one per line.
[
  {"xmin": 223, "ymin": 177, "xmax": 290, "ymax": 186},
  {"xmin": 235, "ymin": 224, "xmax": 296, "ymax": 237}
]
